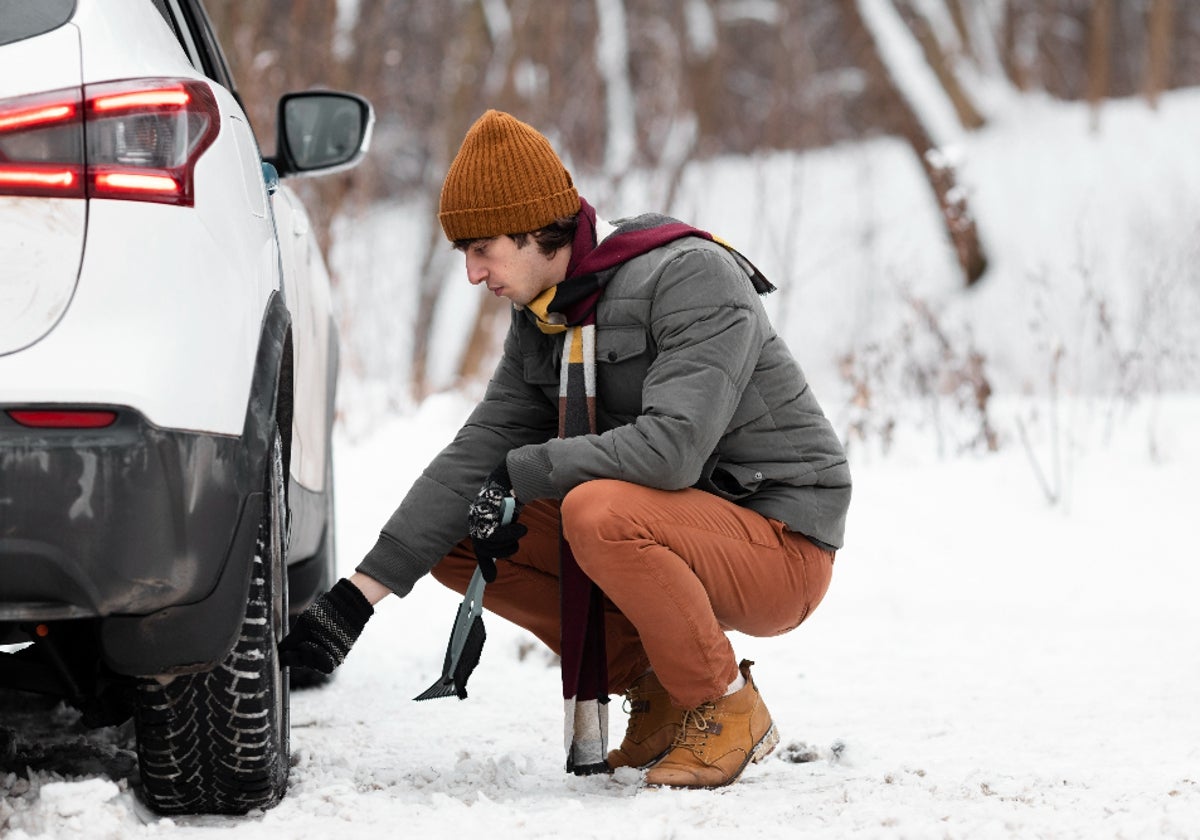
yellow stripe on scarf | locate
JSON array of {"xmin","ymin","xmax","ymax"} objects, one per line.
[
  {"xmin": 567, "ymin": 327, "xmax": 585, "ymax": 364},
  {"xmin": 527, "ymin": 287, "xmax": 568, "ymax": 335}
]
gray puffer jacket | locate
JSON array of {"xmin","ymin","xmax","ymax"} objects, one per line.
[{"xmin": 358, "ymin": 236, "xmax": 851, "ymax": 597}]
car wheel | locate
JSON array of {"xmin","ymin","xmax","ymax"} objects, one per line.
[
  {"xmin": 133, "ymin": 427, "xmax": 290, "ymax": 815},
  {"xmin": 289, "ymin": 442, "xmax": 337, "ymax": 690}
]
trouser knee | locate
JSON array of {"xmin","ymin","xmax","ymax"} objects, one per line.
[{"xmin": 560, "ymin": 478, "xmax": 635, "ymax": 548}]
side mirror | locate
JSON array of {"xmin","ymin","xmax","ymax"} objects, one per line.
[{"xmin": 272, "ymin": 91, "xmax": 374, "ymax": 178}]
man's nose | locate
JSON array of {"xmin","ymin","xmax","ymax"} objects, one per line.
[{"xmin": 466, "ymin": 258, "xmax": 487, "ymax": 285}]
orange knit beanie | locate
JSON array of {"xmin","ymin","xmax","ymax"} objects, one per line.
[{"xmin": 438, "ymin": 110, "xmax": 581, "ymax": 242}]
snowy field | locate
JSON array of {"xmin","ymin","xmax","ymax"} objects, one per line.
[{"xmin": 3, "ymin": 391, "xmax": 1199, "ymax": 839}]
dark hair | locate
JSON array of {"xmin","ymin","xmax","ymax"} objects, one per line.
[{"xmin": 453, "ymin": 214, "xmax": 578, "ymax": 257}]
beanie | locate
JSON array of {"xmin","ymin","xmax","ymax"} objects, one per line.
[{"xmin": 438, "ymin": 110, "xmax": 581, "ymax": 242}]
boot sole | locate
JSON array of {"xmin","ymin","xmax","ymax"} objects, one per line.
[
  {"xmin": 734, "ymin": 721, "xmax": 780, "ymax": 781},
  {"xmin": 751, "ymin": 721, "xmax": 781, "ymax": 764}
]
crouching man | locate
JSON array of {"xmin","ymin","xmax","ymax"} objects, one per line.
[{"xmin": 280, "ymin": 109, "xmax": 851, "ymax": 789}]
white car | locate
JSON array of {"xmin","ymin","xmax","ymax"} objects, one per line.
[{"xmin": 0, "ymin": 0, "xmax": 372, "ymax": 814}]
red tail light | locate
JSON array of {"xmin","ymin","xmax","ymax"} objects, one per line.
[
  {"xmin": 0, "ymin": 78, "xmax": 220, "ymax": 206},
  {"xmin": 0, "ymin": 88, "xmax": 84, "ymax": 198},
  {"xmin": 6, "ymin": 409, "xmax": 118, "ymax": 429}
]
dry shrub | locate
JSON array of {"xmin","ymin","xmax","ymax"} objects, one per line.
[{"xmin": 838, "ymin": 292, "xmax": 997, "ymax": 457}]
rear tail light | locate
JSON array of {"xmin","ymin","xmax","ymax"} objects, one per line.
[
  {"xmin": 0, "ymin": 78, "xmax": 220, "ymax": 206},
  {"xmin": 6, "ymin": 409, "xmax": 118, "ymax": 429},
  {"xmin": 0, "ymin": 89, "xmax": 84, "ymax": 197}
]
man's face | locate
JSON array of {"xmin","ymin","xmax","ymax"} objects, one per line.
[{"xmin": 462, "ymin": 235, "xmax": 566, "ymax": 306}]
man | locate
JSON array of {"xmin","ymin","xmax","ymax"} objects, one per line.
[{"xmin": 280, "ymin": 109, "xmax": 851, "ymax": 789}]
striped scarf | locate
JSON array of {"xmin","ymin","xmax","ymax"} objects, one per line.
[{"xmin": 525, "ymin": 198, "xmax": 775, "ymax": 775}]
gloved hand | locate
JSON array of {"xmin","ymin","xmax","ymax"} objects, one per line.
[
  {"xmin": 467, "ymin": 461, "xmax": 527, "ymax": 583},
  {"xmin": 278, "ymin": 578, "xmax": 374, "ymax": 673}
]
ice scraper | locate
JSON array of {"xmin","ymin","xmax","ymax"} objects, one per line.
[{"xmin": 413, "ymin": 497, "xmax": 516, "ymax": 701}]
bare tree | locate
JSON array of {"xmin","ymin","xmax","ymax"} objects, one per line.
[
  {"xmin": 943, "ymin": 0, "xmax": 975, "ymax": 60},
  {"xmin": 896, "ymin": 0, "xmax": 986, "ymax": 130},
  {"xmin": 1086, "ymin": 0, "xmax": 1114, "ymax": 131},
  {"xmin": 842, "ymin": 0, "xmax": 988, "ymax": 286},
  {"xmin": 1144, "ymin": 0, "xmax": 1175, "ymax": 107}
]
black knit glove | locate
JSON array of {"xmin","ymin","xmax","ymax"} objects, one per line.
[
  {"xmin": 467, "ymin": 461, "xmax": 527, "ymax": 583},
  {"xmin": 278, "ymin": 578, "xmax": 374, "ymax": 673}
]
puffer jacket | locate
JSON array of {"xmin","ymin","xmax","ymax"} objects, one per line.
[{"xmin": 358, "ymin": 236, "xmax": 851, "ymax": 597}]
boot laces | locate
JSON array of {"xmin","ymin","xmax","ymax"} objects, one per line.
[
  {"xmin": 673, "ymin": 702, "xmax": 717, "ymax": 750},
  {"xmin": 622, "ymin": 681, "xmax": 651, "ymax": 716}
]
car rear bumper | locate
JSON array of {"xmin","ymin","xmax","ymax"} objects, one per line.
[{"xmin": 0, "ymin": 407, "xmax": 262, "ymax": 673}]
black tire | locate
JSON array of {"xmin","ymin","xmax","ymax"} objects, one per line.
[
  {"xmin": 288, "ymin": 441, "xmax": 337, "ymax": 690},
  {"xmin": 133, "ymin": 428, "xmax": 290, "ymax": 815}
]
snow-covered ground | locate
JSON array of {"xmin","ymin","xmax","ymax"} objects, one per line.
[{"xmin": 3, "ymin": 391, "xmax": 1199, "ymax": 839}]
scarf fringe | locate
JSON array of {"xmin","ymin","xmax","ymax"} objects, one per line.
[{"xmin": 563, "ymin": 696, "xmax": 609, "ymax": 775}]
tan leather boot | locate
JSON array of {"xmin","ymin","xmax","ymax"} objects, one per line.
[
  {"xmin": 644, "ymin": 660, "xmax": 779, "ymax": 789},
  {"xmin": 606, "ymin": 670, "xmax": 682, "ymax": 769}
]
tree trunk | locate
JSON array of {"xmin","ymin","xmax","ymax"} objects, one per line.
[
  {"xmin": 1000, "ymin": 0, "xmax": 1038, "ymax": 92},
  {"xmin": 1086, "ymin": 0, "xmax": 1113, "ymax": 132},
  {"xmin": 943, "ymin": 0, "xmax": 974, "ymax": 61},
  {"xmin": 455, "ymin": 295, "xmax": 509, "ymax": 392},
  {"xmin": 843, "ymin": 0, "xmax": 988, "ymax": 286},
  {"xmin": 1143, "ymin": 0, "xmax": 1175, "ymax": 108},
  {"xmin": 414, "ymin": 1, "xmax": 492, "ymax": 399},
  {"xmin": 901, "ymin": 1, "xmax": 987, "ymax": 130},
  {"xmin": 595, "ymin": 0, "xmax": 637, "ymax": 175}
]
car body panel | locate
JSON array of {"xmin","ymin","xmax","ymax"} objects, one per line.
[
  {"xmin": 272, "ymin": 185, "xmax": 333, "ymax": 492},
  {"xmin": 0, "ymin": 410, "xmax": 248, "ymax": 621},
  {"xmin": 0, "ymin": 194, "xmax": 271, "ymax": 436},
  {"xmin": 72, "ymin": 0, "xmax": 201, "ymax": 84},
  {"xmin": 0, "ymin": 18, "xmax": 80, "ymax": 99},
  {"xmin": 0, "ymin": 197, "xmax": 86, "ymax": 355},
  {"xmin": 0, "ymin": 23, "xmax": 84, "ymax": 356}
]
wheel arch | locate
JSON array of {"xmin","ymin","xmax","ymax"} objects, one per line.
[
  {"xmin": 99, "ymin": 292, "xmax": 294, "ymax": 676},
  {"xmin": 245, "ymin": 292, "xmax": 293, "ymax": 494}
]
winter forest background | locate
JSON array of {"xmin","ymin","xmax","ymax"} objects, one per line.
[{"xmin": 202, "ymin": 0, "xmax": 1200, "ymax": 468}]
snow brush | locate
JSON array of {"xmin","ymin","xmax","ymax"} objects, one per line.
[{"xmin": 413, "ymin": 497, "xmax": 516, "ymax": 701}]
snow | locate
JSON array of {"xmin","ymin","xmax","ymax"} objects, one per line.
[
  {"xmin": 3, "ymin": 391, "xmax": 1199, "ymax": 839},
  {"xmin": 5, "ymin": 82, "xmax": 1200, "ymax": 839}
]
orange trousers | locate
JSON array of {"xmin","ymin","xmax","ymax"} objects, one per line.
[{"xmin": 431, "ymin": 479, "xmax": 834, "ymax": 708}]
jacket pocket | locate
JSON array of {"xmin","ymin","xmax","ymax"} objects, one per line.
[
  {"xmin": 707, "ymin": 462, "xmax": 765, "ymax": 499},
  {"xmin": 595, "ymin": 326, "xmax": 651, "ymax": 419},
  {"xmin": 520, "ymin": 331, "xmax": 562, "ymax": 385},
  {"xmin": 596, "ymin": 326, "xmax": 648, "ymax": 364}
]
